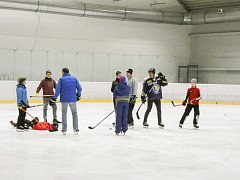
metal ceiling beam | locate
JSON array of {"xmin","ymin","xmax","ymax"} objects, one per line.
[{"xmin": 177, "ymin": 0, "xmax": 190, "ymax": 13}]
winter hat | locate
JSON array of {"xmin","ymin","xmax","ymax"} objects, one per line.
[
  {"xmin": 116, "ymin": 71, "xmax": 121, "ymax": 76},
  {"xmin": 126, "ymin": 68, "xmax": 133, "ymax": 75},
  {"xmin": 119, "ymin": 76, "xmax": 127, "ymax": 84},
  {"xmin": 191, "ymin": 78, "xmax": 197, "ymax": 84},
  {"xmin": 17, "ymin": 77, "xmax": 27, "ymax": 84}
]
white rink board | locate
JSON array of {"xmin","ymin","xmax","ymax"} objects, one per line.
[{"xmin": 0, "ymin": 81, "xmax": 240, "ymax": 102}]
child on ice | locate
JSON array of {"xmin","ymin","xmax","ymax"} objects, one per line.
[
  {"xmin": 113, "ymin": 76, "xmax": 131, "ymax": 135},
  {"xmin": 179, "ymin": 78, "xmax": 202, "ymax": 129},
  {"xmin": 16, "ymin": 77, "xmax": 30, "ymax": 131}
]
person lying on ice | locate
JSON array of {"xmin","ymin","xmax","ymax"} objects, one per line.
[
  {"xmin": 10, "ymin": 117, "xmax": 58, "ymax": 132},
  {"xmin": 113, "ymin": 76, "xmax": 131, "ymax": 135}
]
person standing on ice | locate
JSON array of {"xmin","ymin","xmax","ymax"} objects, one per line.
[
  {"xmin": 36, "ymin": 70, "xmax": 60, "ymax": 123},
  {"xmin": 179, "ymin": 78, "xmax": 202, "ymax": 129},
  {"xmin": 141, "ymin": 68, "xmax": 168, "ymax": 128},
  {"xmin": 16, "ymin": 77, "xmax": 30, "ymax": 131},
  {"xmin": 126, "ymin": 68, "xmax": 138, "ymax": 128},
  {"xmin": 50, "ymin": 68, "xmax": 82, "ymax": 135},
  {"xmin": 113, "ymin": 76, "xmax": 131, "ymax": 135},
  {"xmin": 111, "ymin": 71, "xmax": 122, "ymax": 126}
]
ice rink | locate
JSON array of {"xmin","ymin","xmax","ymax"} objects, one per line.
[{"xmin": 0, "ymin": 102, "xmax": 240, "ymax": 180}]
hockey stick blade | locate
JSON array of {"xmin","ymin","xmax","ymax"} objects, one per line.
[
  {"xmin": 136, "ymin": 103, "xmax": 144, "ymax": 120},
  {"xmin": 88, "ymin": 126, "xmax": 94, "ymax": 130},
  {"xmin": 171, "ymin": 101, "xmax": 182, "ymax": 107},
  {"xmin": 171, "ymin": 101, "xmax": 176, "ymax": 107}
]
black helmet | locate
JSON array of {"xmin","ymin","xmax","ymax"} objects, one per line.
[
  {"xmin": 17, "ymin": 77, "xmax": 27, "ymax": 84},
  {"xmin": 148, "ymin": 68, "xmax": 156, "ymax": 74}
]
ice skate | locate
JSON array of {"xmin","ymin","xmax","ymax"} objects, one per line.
[
  {"xmin": 10, "ymin": 121, "xmax": 17, "ymax": 128},
  {"xmin": 194, "ymin": 124, "xmax": 199, "ymax": 130},
  {"xmin": 53, "ymin": 119, "xmax": 62, "ymax": 124},
  {"xmin": 128, "ymin": 123, "xmax": 134, "ymax": 129},
  {"xmin": 143, "ymin": 122, "xmax": 149, "ymax": 128},
  {"xmin": 115, "ymin": 132, "xmax": 120, "ymax": 135},
  {"xmin": 158, "ymin": 122, "xmax": 165, "ymax": 129},
  {"xmin": 179, "ymin": 124, "xmax": 183, "ymax": 129},
  {"xmin": 62, "ymin": 130, "xmax": 67, "ymax": 135},
  {"xmin": 74, "ymin": 129, "xmax": 79, "ymax": 135},
  {"xmin": 16, "ymin": 126, "xmax": 26, "ymax": 132}
]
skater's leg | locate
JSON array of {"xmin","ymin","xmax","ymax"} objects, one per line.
[
  {"xmin": 144, "ymin": 99, "xmax": 153, "ymax": 124},
  {"xmin": 127, "ymin": 101, "xmax": 135, "ymax": 125},
  {"xmin": 43, "ymin": 97, "xmax": 49, "ymax": 122},
  {"xmin": 52, "ymin": 103, "xmax": 57, "ymax": 120},
  {"xmin": 61, "ymin": 103, "xmax": 68, "ymax": 132},
  {"xmin": 17, "ymin": 107, "xmax": 26, "ymax": 127},
  {"xmin": 116, "ymin": 102, "xmax": 123, "ymax": 133},
  {"xmin": 154, "ymin": 100, "xmax": 162, "ymax": 125},
  {"xmin": 69, "ymin": 102, "xmax": 78, "ymax": 131},
  {"xmin": 122, "ymin": 102, "xmax": 129, "ymax": 133},
  {"xmin": 193, "ymin": 105, "xmax": 200, "ymax": 125},
  {"xmin": 180, "ymin": 104, "xmax": 192, "ymax": 125}
]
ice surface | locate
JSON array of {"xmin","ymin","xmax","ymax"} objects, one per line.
[{"xmin": 0, "ymin": 102, "xmax": 240, "ymax": 180}]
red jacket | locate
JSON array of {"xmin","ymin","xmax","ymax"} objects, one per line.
[
  {"xmin": 185, "ymin": 87, "xmax": 202, "ymax": 105},
  {"xmin": 32, "ymin": 122, "xmax": 54, "ymax": 131},
  {"xmin": 36, "ymin": 77, "xmax": 56, "ymax": 96}
]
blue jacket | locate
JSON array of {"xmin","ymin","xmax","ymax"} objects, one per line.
[
  {"xmin": 54, "ymin": 73, "xmax": 82, "ymax": 103},
  {"xmin": 114, "ymin": 77, "xmax": 131, "ymax": 103},
  {"xmin": 142, "ymin": 76, "xmax": 163, "ymax": 100},
  {"xmin": 16, "ymin": 84, "xmax": 28, "ymax": 107}
]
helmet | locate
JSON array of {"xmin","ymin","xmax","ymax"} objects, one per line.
[
  {"xmin": 148, "ymin": 68, "xmax": 156, "ymax": 74},
  {"xmin": 17, "ymin": 77, "xmax": 27, "ymax": 84}
]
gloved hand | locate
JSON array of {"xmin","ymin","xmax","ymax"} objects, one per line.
[
  {"xmin": 141, "ymin": 95, "xmax": 147, "ymax": 104},
  {"xmin": 130, "ymin": 95, "xmax": 136, "ymax": 104},
  {"xmin": 35, "ymin": 93, "xmax": 39, "ymax": 97},
  {"xmin": 18, "ymin": 103, "xmax": 22, "ymax": 109},
  {"xmin": 190, "ymin": 99, "xmax": 197, "ymax": 105},
  {"xmin": 20, "ymin": 100, "xmax": 30, "ymax": 108},
  {"xmin": 49, "ymin": 98, "xmax": 57, "ymax": 106},
  {"xmin": 157, "ymin": 72, "xmax": 168, "ymax": 87},
  {"xmin": 77, "ymin": 95, "xmax": 81, "ymax": 101},
  {"xmin": 182, "ymin": 100, "xmax": 187, "ymax": 106}
]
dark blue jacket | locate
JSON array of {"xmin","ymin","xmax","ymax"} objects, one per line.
[
  {"xmin": 114, "ymin": 77, "xmax": 131, "ymax": 103},
  {"xmin": 142, "ymin": 76, "xmax": 163, "ymax": 100},
  {"xmin": 16, "ymin": 84, "xmax": 28, "ymax": 107},
  {"xmin": 53, "ymin": 73, "xmax": 82, "ymax": 103}
]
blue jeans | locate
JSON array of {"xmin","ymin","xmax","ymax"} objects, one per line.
[
  {"xmin": 61, "ymin": 102, "xmax": 78, "ymax": 132},
  {"xmin": 116, "ymin": 102, "xmax": 129, "ymax": 133}
]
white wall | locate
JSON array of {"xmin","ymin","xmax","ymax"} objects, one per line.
[
  {"xmin": 0, "ymin": 9, "xmax": 190, "ymax": 82},
  {"xmin": 190, "ymin": 22, "xmax": 240, "ymax": 84},
  {"xmin": 2, "ymin": 81, "xmax": 240, "ymax": 103}
]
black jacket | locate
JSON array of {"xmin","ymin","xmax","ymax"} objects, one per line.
[{"xmin": 111, "ymin": 78, "xmax": 120, "ymax": 93}]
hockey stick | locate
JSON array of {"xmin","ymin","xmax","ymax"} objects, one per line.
[
  {"xmin": 171, "ymin": 101, "xmax": 182, "ymax": 107},
  {"xmin": 19, "ymin": 107, "xmax": 39, "ymax": 122},
  {"xmin": 136, "ymin": 103, "xmax": 144, "ymax": 120},
  {"xmin": 88, "ymin": 110, "xmax": 115, "ymax": 130},
  {"xmin": 30, "ymin": 95, "xmax": 53, "ymax": 98},
  {"xmin": 20, "ymin": 100, "xmax": 47, "ymax": 108}
]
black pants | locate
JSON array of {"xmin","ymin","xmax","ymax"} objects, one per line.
[
  {"xmin": 180, "ymin": 104, "xmax": 200, "ymax": 125},
  {"xmin": 128, "ymin": 100, "xmax": 136, "ymax": 124},
  {"xmin": 17, "ymin": 107, "xmax": 26, "ymax": 127},
  {"xmin": 144, "ymin": 99, "xmax": 162, "ymax": 124}
]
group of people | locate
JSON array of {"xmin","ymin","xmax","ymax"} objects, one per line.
[
  {"xmin": 111, "ymin": 68, "xmax": 202, "ymax": 135},
  {"xmin": 13, "ymin": 66, "xmax": 202, "ymax": 135},
  {"xmin": 14, "ymin": 68, "xmax": 82, "ymax": 135}
]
